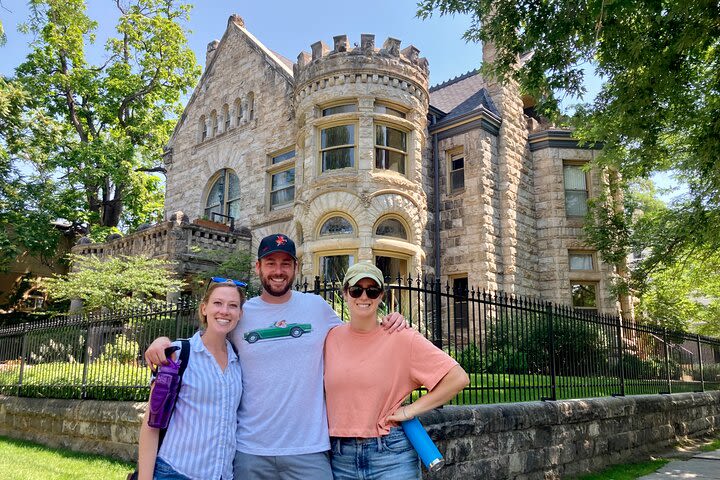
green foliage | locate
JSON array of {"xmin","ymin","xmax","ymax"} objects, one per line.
[
  {"xmin": 97, "ymin": 333, "xmax": 140, "ymax": 364},
  {"xmin": 2, "ymin": 0, "xmax": 200, "ymax": 257},
  {"xmin": 189, "ymin": 246, "xmax": 254, "ymax": 293},
  {"xmin": 40, "ymin": 254, "xmax": 184, "ymax": 311},
  {"xmin": 0, "ymin": 435, "xmax": 135, "ymax": 479},
  {"xmin": 418, "ymin": 0, "xmax": 720, "ymax": 325}
]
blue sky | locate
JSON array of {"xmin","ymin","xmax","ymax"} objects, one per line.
[{"xmin": 1, "ymin": 0, "xmax": 486, "ymax": 88}]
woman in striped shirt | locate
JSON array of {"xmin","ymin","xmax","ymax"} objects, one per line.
[{"xmin": 137, "ymin": 279, "xmax": 245, "ymax": 480}]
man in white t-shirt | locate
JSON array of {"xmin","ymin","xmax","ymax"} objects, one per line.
[{"xmin": 145, "ymin": 233, "xmax": 405, "ymax": 479}]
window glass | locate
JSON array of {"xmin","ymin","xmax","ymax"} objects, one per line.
[
  {"xmin": 450, "ymin": 154, "xmax": 465, "ymax": 191},
  {"xmin": 200, "ymin": 116, "xmax": 207, "ymax": 141},
  {"xmin": 321, "ymin": 254, "xmax": 354, "ymax": 282},
  {"xmin": 211, "ymin": 111, "xmax": 218, "ymax": 137},
  {"xmin": 204, "ymin": 170, "xmax": 240, "ymax": 222},
  {"xmin": 320, "ymin": 216, "xmax": 354, "ymax": 236},
  {"xmin": 569, "ymin": 253, "xmax": 594, "ymax": 271},
  {"xmin": 375, "ymin": 218, "xmax": 407, "ymax": 239},
  {"xmin": 452, "ymin": 277, "xmax": 469, "ymax": 329},
  {"xmin": 564, "ymin": 164, "xmax": 588, "ymax": 216},
  {"xmin": 571, "ymin": 283, "xmax": 597, "ymax": 309},
  {"xmin": 321, "ymin": 125, "xmax": 355, "ymax": 171},
  {"xmin": 223, "ymin": 104, "xmax": 230, "ymax": 131},
  {"xmin": 272, "ymin": 150, "xmax": 296, "ymax": 164},
  {"xmin": 374, "ymin": 104, "xmax": 406, "ymax": 118},
  {"xmin": 271, "ymin": 168, "xmax": 295, "ymax": 208},
  {"xmin": 322, "ymin": 104, "xmax": 357, "ymax": 116},
  {"xmin": 375, "ymin": 125, "xmax": 407, "ymax": 174}
]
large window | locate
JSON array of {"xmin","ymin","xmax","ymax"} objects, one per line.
[
  {"xmin": 564, "ymin": 163, "xmax": 589, "ymax": 216},
  {"xmin": 204, "ymin": 169, "xmax": 240, "ymax": 221},
  {"xmin": 449, "ymin": 152, "xmax": 465, "ymax": 192},
  {"xmin": 269, "ymin": 150, "xmax": 295, "ymax": 209},
  {"xmin": 571, "ymin": 283, "xmax": 597, "ymax": 311},
  {"xmin": 320, "ymin": 216, "xmax": 354, "ymax": 236},
  {"xmin": 375, "ymin": 217, "xmax": 407, "ymax": 239},
  {"xmin": 375, "ymin": 125, "xmax": 406, "ymax": 174},
  {"xmin": 321, "ymin": 125, "xmax": 355, "ymax": 171},
  {"xmin": 320, "ymin": 254, "xmax": 354, "ymax": 282}
]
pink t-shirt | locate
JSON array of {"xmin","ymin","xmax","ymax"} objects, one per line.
[{"xmin": 324, "ymin": 324, "xmax": 459, "ymax": 437}]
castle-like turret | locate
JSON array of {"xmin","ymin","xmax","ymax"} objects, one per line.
[{"xmin": 291, "ymin": 34, "xmax": 430, "ymax": 281}]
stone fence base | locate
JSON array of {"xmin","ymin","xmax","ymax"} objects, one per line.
[{"xmin": 1, "ymin": 392, "xmax": 718, "ymax": 478}]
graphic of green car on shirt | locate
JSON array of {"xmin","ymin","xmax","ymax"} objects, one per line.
[{"xmin": 243, "ymin": 320, "xmax": 312, "ymax": 343}]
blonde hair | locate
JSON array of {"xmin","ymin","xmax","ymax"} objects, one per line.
[{"xmin": 197, "ymin": 282, "xmax": 246, "ymax": 329}]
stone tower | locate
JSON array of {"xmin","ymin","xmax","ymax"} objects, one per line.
[{"xmin": 292, "ymin": 34, "xmax": 431, "ymax": 281}]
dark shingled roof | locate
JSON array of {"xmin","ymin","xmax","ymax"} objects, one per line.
[{"xmin": 430, "ymin": 69, "xmax": 499, "ymax": 120}]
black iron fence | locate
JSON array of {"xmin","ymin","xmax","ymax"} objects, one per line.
[{"xmin": 1, "ymin": 276, "xmax": 719, "ymax": 403}]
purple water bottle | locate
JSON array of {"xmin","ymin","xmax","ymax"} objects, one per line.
[
  {"xmin": 148, "ymin": 347, "xmax": 181, "ymax": 429},
  {"xmin": 401, "ymin": 417, "xmax": 445, "ymax": 472}
]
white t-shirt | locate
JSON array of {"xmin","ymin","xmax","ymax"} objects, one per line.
[{"xmin": 230, "ymin": 290, "xmax": 342, "ymax": 455}]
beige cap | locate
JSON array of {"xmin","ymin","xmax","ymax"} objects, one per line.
[{"xmin": 343, "ymin": 261, "xmax": 385, "ymax": 288}]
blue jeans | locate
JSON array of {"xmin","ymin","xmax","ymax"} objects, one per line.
[
  {"xmin": 330, "ymin": 427, "xmax": 421, "ymax": 480},
  {"xmin": 154, "ymin": 457, "xmax": 190, "ymax": 480}
]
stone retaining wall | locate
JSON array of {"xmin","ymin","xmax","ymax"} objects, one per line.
[{"xmin": 1, "ymin": 392, "xmax": 718, "ymax": 478}]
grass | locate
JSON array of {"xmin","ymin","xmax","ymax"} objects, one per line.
[
  {"xmin": 0, "ymin": 435, "xmax": 134, "ymax": 480},
  {"xmin": 700, "ymin": 436, "xmax": 720, "ymax": 452},
  {"xmin": 574, "ymin": 459, "xmax": 670, "ymax": 480}
]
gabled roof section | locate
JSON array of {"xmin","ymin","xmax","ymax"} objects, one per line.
[
  {"xmin": 166, "ymin": 15, "xmax": 294, "ymax": 148},
  {"xmin": 429, "ymin": 69, "xmax": 499, "ymax": 121}
]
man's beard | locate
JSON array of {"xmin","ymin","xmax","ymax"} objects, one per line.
[{"xmin": 260, "ymin": 271, "xmax": 295, "ymax": 297}]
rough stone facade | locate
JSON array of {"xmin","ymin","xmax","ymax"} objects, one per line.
[
  {"xmin": 79, "ymin": 14, "xmax": 618, "ymax": 314},
  {"xmin": 3, "ymin": 392, "xmax": 718, "ymax": 478}
]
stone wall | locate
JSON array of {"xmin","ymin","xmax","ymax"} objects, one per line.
[{"xmin": 2, "ymin": 392, "xmax": 718, "ymax": 478}]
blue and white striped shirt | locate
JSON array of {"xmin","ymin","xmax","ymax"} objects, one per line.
[{"xmin": 157, "ymin": 331, "xmax": 242, "ymax": 480}]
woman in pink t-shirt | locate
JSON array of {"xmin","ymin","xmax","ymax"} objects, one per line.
[{"xmin": 324, "ymin": 262, "xmax": 469, "ymax": 479}]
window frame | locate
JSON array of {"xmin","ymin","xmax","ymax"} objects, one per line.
[
  {"xmin": 316, "ymin": 250, "xmax": 356, "ymax": 283},
  {"xmin": 570, "ymin": 282, "xmax": 598, "ymax": 311},
  {"xmin": 222, "ymin": 104, "xmax": 230, "ymax": 132},
  {"xmin": 373, "ymin": 101, "xmax": 407, "ymax": 119},
  {"xmin": 451, "ymin": 275, "xmax": 470, "ymax": 329},
  {"xmin": 210, "ymin": 110, "xmax": 218, "ymax": 138},
  {"xmin": 568, "ymin": 251, "xmax": 596, "ymax": 271},
  {"xmin": 316, "ymin": 213, "xmax": 357, "ymax": 238},
  {"xmin": 563, "ymin": 161, "xmax": 590, "ymax": 217},
  {"xmin": 374, "ymin": 215, "xmax": 409, "ymax": 240},
  {"xmin": 267, "ymin": 149, "xmax": 296, "ymax": 211},
  {"xmin": 374, "ymin": 123, "xmax": 408, "ymax": 175},
  {"xmin": 319, "ymin": 121, "xmax": 358, "ymax": 173},
  {"xmin": 199, "ymin": 115, "xmax": 207, "ymax": 142},
  {"xmin": 203, "ymin": 168, "xmax": 241, "ymax": 221},
  {"xmin": 447, "ymin": 148, "xmax": 465, "ymax": 193}
]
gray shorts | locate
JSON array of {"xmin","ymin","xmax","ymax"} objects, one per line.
[{"xmin": 233, "ymin": 450, "xmax": 332, "ymax": 480}]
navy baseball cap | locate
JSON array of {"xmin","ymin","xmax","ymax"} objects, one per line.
[{"xmin": 258, "ymin": 234, "xmax": 297, "ymax": 261}]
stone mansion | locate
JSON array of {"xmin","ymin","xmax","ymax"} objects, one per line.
[{"xmin": 77, "ymin": 14, "xmax": 617, "ymax": 315}]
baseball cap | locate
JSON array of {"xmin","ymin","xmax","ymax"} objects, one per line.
[
  {"xmin": 343, "ymin": 261, "xmax": 385, "ymax": 289},
  {"xmin": 257, "ymin": 234, "xmax": 297, "ymax": 261}
]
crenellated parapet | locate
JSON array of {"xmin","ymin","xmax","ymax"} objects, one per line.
[{"xmin": 293, "ymin": 34, "xmax": 429, "ymax": 104}]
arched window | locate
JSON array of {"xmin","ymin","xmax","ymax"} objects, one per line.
[
  {"xmin": 375, "ymin": 217, "xmax": 407, "ymax": 239},
  {"xmin": 320, "ymin": 216, "xmax": 354, "ymax": 236},
  {"xmin": 204, "ymin": 169, "xmax": 241, "ymax": 221},
  {"xmin": 210, "ymin": 110, "xmax": 218, "ymax": 137},
  {"xmin": 199, "ymin": 115, "xmax": 207, "ymax": 141},
  {"xmin": 234, "ymin": 98, "xmax": 243, "ymax": 126},
  {"xmin": 222, "ymin": 104, "xmax": 230, "ymax": 132},
  {"xmin": 247, "ymin": 92, "xmax": 255, "ymax": 120}
]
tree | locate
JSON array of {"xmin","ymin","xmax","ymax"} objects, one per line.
[
  {"xmin": 6, "ymin": 0, "xmax": 199, "ymax": 237},
  {"xmin": 418, "ymin": 0, "xmax": 720, "ymax": 320},
  {"xmin": 40, "ymin": 254, "xmax": 184, "ymax": 311}
]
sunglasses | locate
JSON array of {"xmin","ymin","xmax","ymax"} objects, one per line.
[
  {"xmin": 210, "ymin": 277, "xmax": 247, "ymax": 288},
  {"xmin": 347, "ymin": 285, "xmax": 383, "ymax": 299}
]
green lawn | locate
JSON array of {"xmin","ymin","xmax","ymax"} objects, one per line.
[
  {"xmin": 574, "ymin": 459, "xmax": 670, "ymax": 480},
  {"xmin": 0, "ymin": 435, "xmax": 134, "ymax": 480}
]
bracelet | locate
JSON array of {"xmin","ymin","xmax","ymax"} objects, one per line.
[{"xmin": 402, "ymin": 406, "xmax": 410, "ymax": 420}]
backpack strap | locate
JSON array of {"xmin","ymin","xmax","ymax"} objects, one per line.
[{"xmin": 157, "ymin": 339, "xmax": 190, "ymax": 450}]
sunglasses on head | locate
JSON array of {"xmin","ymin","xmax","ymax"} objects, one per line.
[
  {"xmin": 210, "ymin": 277, "xmax": 247, "ymax": 288},
  {"xmin": 347, "ymin": 285, "xmax": 383, "ymax": 299}
]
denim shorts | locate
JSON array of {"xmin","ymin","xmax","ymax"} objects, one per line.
[
  {"xmin": 330, "ymin": 427, "xmax": 421, "ymax": 480},
  {"xmin": 154, "ymin": 457, "xmax": 190, "ymax": 480}
]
